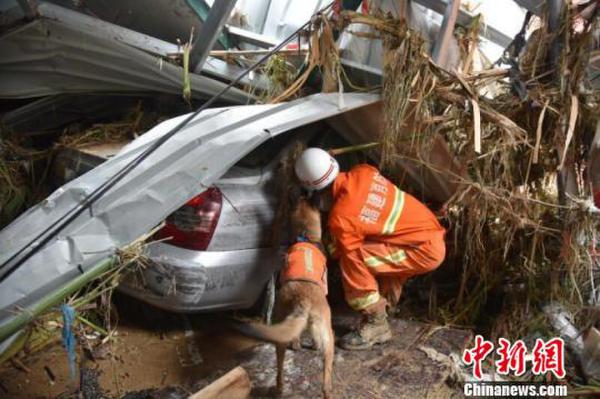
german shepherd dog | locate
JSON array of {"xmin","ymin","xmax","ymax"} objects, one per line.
[{"xmin": 234, "ymin": 199, "xmax": 334, "ymax": 398}]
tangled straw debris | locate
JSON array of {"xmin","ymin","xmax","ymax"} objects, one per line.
[
  {"xmin": 56, "ymin": 103, "xmax": 148, "ymax": 150},
  {"xmin": 367, "ymin": 8, "xmax": 599, "ymax": 346},
  {"xmin": 265, "ymin": 14, "xmax": 348, "ymax": 103},
  {"xmin": 0, "ymin": 134, "xmax": 52, "ymax": 229},
  {"xmin": 298, "ymin": 7, "xmax": 600, "ymax": 349}
]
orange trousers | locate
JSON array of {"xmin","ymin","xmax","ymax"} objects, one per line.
[{"xmin": 340, "ymin": 234, "xmax": 446, "ymax": 310}]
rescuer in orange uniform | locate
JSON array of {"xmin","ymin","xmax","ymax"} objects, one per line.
[{"xmin": 295, "ymin": 148, "xmax": 446, "ymax": 350}]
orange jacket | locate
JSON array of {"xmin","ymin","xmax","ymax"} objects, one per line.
[
  {"xmin": 280, "ymin": 242, "xmax": 328, "ymax": 294},
  {"xmin": 329, "ymin": 164, "xmax": 445, "ymax": 254}
]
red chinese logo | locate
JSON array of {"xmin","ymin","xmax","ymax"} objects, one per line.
[
  {"xmin": 531, "ymin": 338, "xmax": 566, "ymax": 379},
  {"xmin": 462, "ymin": 336, "xmax": 565, "ymax": 380},
  {"xmin": 462, "ymin": 335, "xmax": 494, "ymax": 380},
  {"xmin": 495, "ymin": 338, "xmax": 527, "ymax": 376}
]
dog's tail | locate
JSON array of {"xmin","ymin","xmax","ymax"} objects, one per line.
[{"xmin": 229, "ymin": 309, "xmax": 309, "ymax": 345}]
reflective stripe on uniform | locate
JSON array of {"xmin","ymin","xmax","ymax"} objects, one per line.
[
  {"xmin": 382, "ymin": 187, "xmax": 405, "ymax": 234},
  {"xmin": 364, "ymin": 249, "xmax": 407, "ymax": 267},
  {"xmin": 301, "ymin": 247, "xmax": 314, "ymax": 273},
  {"xmin": 348, "ymin": 291, "xmax": 380, "ymax": 310}
]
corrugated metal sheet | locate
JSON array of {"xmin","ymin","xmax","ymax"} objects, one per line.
[
  {"xmin": 46, "ymin": 0, "xmax": 223, "ymax": 46},
  {"xmin": 0, "ymin": 17, "xmax": 250, "ymax": 101}
]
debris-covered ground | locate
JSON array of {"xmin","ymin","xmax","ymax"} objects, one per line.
[{"xmin": 0, "ymin": 297, "xmax": 470, "ymax": 398}]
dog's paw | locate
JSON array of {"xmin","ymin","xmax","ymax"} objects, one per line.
[{"xmin": 289, "ymin": 338, "xmax": 301, "ymax": 351}]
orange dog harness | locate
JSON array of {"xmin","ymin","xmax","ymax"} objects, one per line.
[{"xmin": 280, "ymin": 242, "xmax": 328, "ymax": 295}]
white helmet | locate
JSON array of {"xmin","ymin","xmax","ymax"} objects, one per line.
[{"xmin": 295, "ymin": 148, "xmax": 339, "ymax": 191}]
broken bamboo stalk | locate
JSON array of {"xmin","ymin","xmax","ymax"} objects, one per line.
[
  {"xmin": 188, "ymin": 366, "xmax": 251, "ymax": 399},
  {"xmin": 0, "ymin": 256, "xmax": 116, "ymax": 343},
  {"xmin": 471, "ymin": 99, "xmax": 481, "ymax": 154},
  {"xmin": 329, "ymin": 142, "xmax": 380, "ymax": 156},
  {"xmin": 397, "ymin": 0, "xmax": 408, "ymax": 21},
  {"xmin": 558, "ymin": 95, "xmax": 579, "ymax": 170},
  {"xmin": 533, "ymin": 100, "xmax": 549, "ymax": 164}
]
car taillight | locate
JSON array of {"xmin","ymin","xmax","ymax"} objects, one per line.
[{"xmin": 155, "ymin": 187, "xmax": 222, "ymax": 251}]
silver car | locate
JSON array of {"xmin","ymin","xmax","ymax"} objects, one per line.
[{"xmin": 54, "ymin": 127, "xmax": 344, "ymax": 312}]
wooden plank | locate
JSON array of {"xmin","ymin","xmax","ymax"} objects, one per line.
[{"xmin": 188, "ymin": 366, "xmax": 251, "ymax": 399}]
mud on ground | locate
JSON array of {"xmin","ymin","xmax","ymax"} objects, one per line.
[{"xmin": 0, "ymin": 298, "xmax": 471, "ymax": 399}]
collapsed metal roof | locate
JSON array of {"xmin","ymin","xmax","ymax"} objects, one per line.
[
  {"xmin": 0, "ymin": 0, "xmax": 541, "ymax": 101},
  {"xmin": 0, "ymin": 92, "xmax": 379, "ymax": 334},
  {"xmin": 0, "ymin": 2, "xmax": 254, "ymax": 102}
]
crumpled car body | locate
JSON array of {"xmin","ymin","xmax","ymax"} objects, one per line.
[{"xmin": 53, "ymin": 135, "xmax": 296, "ymax": 312}]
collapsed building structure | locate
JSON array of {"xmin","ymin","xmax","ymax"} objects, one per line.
[{"xmin": 0, "ymin": 0, "xmax": 599, "ymax": 395}]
